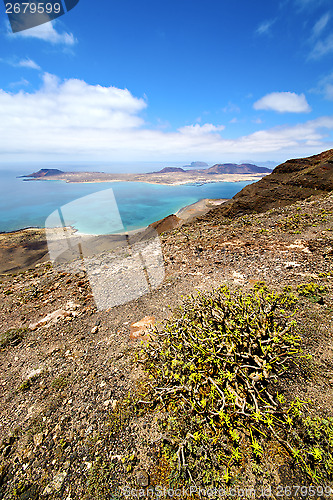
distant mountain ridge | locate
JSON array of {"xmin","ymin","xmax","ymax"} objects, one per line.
[
  {"xmin": 152, "ymin": 163, "xmax": 270, "ymax": 175},
  {"xmin": 23, "ymin": 164, "xmax": 270, "ymax": 179},
  {"xmin": 151, "ymin": 167, "xmax": 186, "ymax": 173},
  {"xmin": 206, "ymin": 163, "xmax": 271, "ymax": 174}
]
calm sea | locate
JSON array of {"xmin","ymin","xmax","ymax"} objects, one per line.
[{"xmin": 0, "ymin": 169, "xmax": 255, "ymax": 234}]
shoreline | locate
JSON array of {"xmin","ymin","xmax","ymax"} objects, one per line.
[
  {"xmin": 0, "ymin": 198, "xmax": 229, "ymax": 274},
  {"xmin": 0, "ymin": 198, "xmax": 229, "ymax": 236},
  {"xmin": 21, "ymin": 172, "xmax": 267, "ymax": 186},
  {"xmin": 175, "ymin": 198, "xmax": 228, "ymax": 220}
]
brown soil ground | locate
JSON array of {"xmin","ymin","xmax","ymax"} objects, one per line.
[{"xmin": 1, "ymin": 193, "xmax": 333, "ymax": 499}]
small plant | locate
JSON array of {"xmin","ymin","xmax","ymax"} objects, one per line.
[
  {"xmin": 318, "ymin": 272, "xmax": 331, "ymax": 278},
  {"xmin": 0, "ymin": 328, "xmax": 29, "ymax": 348},
  {"xmin": 107, "ymin": 392, "xmax": 134, "ymax": 434},
  {"xmin": 297, "ymin": 282, "xmax": 326, "ymax": 296},
  {"xmin": 18, "ymin": 379, "xmax": 31, "ymax": 392},
  {"xmin": 297, "ymin": 283, "xmax": 327, "ymax": 302},
  {"xmin": 85, "ymin": 459, "xmax": 116, "ymax": 500},
  {"xmin": 139, "ymin": 283, "xmax": 331, "ymax": 487},
  {"xmin": 51, "ymin": 374, "xmax": 69, "ymax": 390},
  {"xmin": 18, "ymin": 370, "xmax": 43, "ymax": 392},
  {"xmin": 290, "ymin": 416, "xmax": 333, "ymax": 482},
  {"xmin": 11, "ymin": 480, "xmax": 33, "ymax": 498}
]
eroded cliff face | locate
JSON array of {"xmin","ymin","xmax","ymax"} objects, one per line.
[{"xmin": 202, "ymin": 149, "xmax": 333, "ymax": 219}]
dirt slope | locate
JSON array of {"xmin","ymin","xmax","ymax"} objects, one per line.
[{"xmin": 1, "ymin": 191, "xmax": 333, "ymax": 498}]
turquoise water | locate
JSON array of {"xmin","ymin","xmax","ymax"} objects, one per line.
[{"xmin": 0, "ymin": 170, "xmax": 255, "ymax": 234}]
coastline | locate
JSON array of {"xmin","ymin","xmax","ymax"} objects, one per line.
[
  {"xmin": 22, "ymin": 172, "xmax": 267, "ymax": 186},
  {"xmin": 0, "ymin": 198, "xmax": 229, "ymax": 236},
  {"xmin": 0, "ymin": 198, "xmax": 229, "ymax": 274},
  {"xmin": 1, "ymin": 173, "xmax": 248, "ymax": 238}
]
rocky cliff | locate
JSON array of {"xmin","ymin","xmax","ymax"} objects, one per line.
[{"xmin": 203, "ymin": 149, "xmax": 333, "ymax": 219}]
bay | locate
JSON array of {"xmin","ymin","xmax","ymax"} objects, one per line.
[{"xmin": 0, "ymin": 169, "xmax": 255, "ymax": 234}]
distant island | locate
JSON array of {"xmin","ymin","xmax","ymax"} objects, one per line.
[
  {"xmin": 21, "ymin": 162, "xmax": 271, "ymax": 186},
  {"xmin": 183, "ymin": 161, "xmax": 209, "ymax": 169},
  {"xmin": 18, "ymin": 168, "xmax": 65, "ymax": 178}
]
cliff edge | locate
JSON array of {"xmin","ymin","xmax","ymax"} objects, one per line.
[{"xmin": 202, "ymin": 149, "xmax": 333, "ymax": 219}]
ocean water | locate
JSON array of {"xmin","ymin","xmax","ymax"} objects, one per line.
[{"xmin": 0, "ymin": 170, "xmax": 255, "ymax": 234}]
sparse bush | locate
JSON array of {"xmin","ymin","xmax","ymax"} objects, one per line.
[
  {"xmin": 0, "ymin": 328, "xmax": 28, "ymax": 348},
  {"xmin": 139, "ymin": 283, "xmax": 332, "ymax": 486},
  {"xmin": 51, "ymin": 374, "xmax": 69, "ymax": 390},
  {"xmin": 297, "ymin": 282, "xmax": 326, "ymax": 296},
  {"xmin": 18, "ymin": 379, "xmax": 32, "ymax": 392},
  {"xmin": 297, "ymin": 283, "xmax": 326, "ymax": 302}
]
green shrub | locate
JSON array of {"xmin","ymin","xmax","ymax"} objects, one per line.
[
  {"xmin": 0, "ymin": 328, "xmax": 29, "ymax": 348},
  {"xmin": 140, "ymin": 284, "xmax": 331, "ymax": 486},
  {"xmin": 297, "ymin": 283, "xmax": 326, "ymax": 302},
  {"xmin": 51, "ymin": 374, "xmax": 69, "ymax": 390},
  {"xmin": 18, "ymin": 379, "xmax": 32, "ymax": 392}
]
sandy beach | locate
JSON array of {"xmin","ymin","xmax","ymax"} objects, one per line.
[{"xmin": 176, "ymin": 198, "xmax": 228, "ymax": 220}]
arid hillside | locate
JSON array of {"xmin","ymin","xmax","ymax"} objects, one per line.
[
  {"xmin": 1, "ymin": 151, "xmax": 333, "ymax": 499},
  {"xmin": 203, "ymin": 149, "xmax": 333, "ymax": 219}
]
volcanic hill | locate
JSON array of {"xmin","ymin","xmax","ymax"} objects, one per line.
[
  {"xmin": 206, "ymin": 163, "xmax": 271, "ymax": 174},
  {"xmin": 20, "ymin": 169, "xmax": 65, "ymax": 178}
]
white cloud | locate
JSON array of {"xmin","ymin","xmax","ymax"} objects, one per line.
[
  {"xmin": 0, "ymin": 57, "xmax": 41, "ymax": 70},
  {"xmin": 309, "ymin": 33, "xmax": 333, "ymax": 59},
  {"xmin": 312, "ymin": 12, "xmax": 331, "ymax": 38},
  {"xmin": 253, "ymin": 92, "xmax": 311, "ymax": 113},
  {"xmin": 178, "ymin": 123, "xmax": 225, "ymax": 135},
  {"xmin": 17, "ymin": 58, "xmax": 41, "ymax": 70},
  {"xmin": 0, "ymin": 73, "xmax": 146, "ymax": 131},
  {"xmin": 313, "ymin": 72, "xmax": 333, "ymax": 100},
  {"xmin": 255, "ymin": 19, "xmax": 276, "ymax": 36},
  {"xmin": 222, "ymin": 102, "xmax": 240, "ymax": 113},
  {"xmin": 324, "ymin": 84, "xmax": 333, "ymax": 99},
  {"xmin": 307, "ymin": 13, "xmax": 333, "ymax": 59},
  {"xmin": 0, "ymin": 74, "xmax": 332, "ymax": 162},
  {"xmin": 234, "ymin": 117, "xmax": 333, "ymax": 151},
  {"xmin": 295, "ymin": 0, "xmax": 328, "ymax": 10},
  {"xmin": 9, "ymin": 20, "xmax": 76, "ymax": 45},
  {"xmin": 9, "ymin": 78, "xmax": 30, "ymax": 88}
]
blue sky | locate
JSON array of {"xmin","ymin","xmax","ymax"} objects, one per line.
[{"xmin": 1, "ymin": 0, "xmax": 333, "ymax": 168}]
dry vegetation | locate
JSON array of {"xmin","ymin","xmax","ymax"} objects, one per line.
[{"xmin": 1, "ymin": 191, "xmax": 333, "ymax": 499}]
